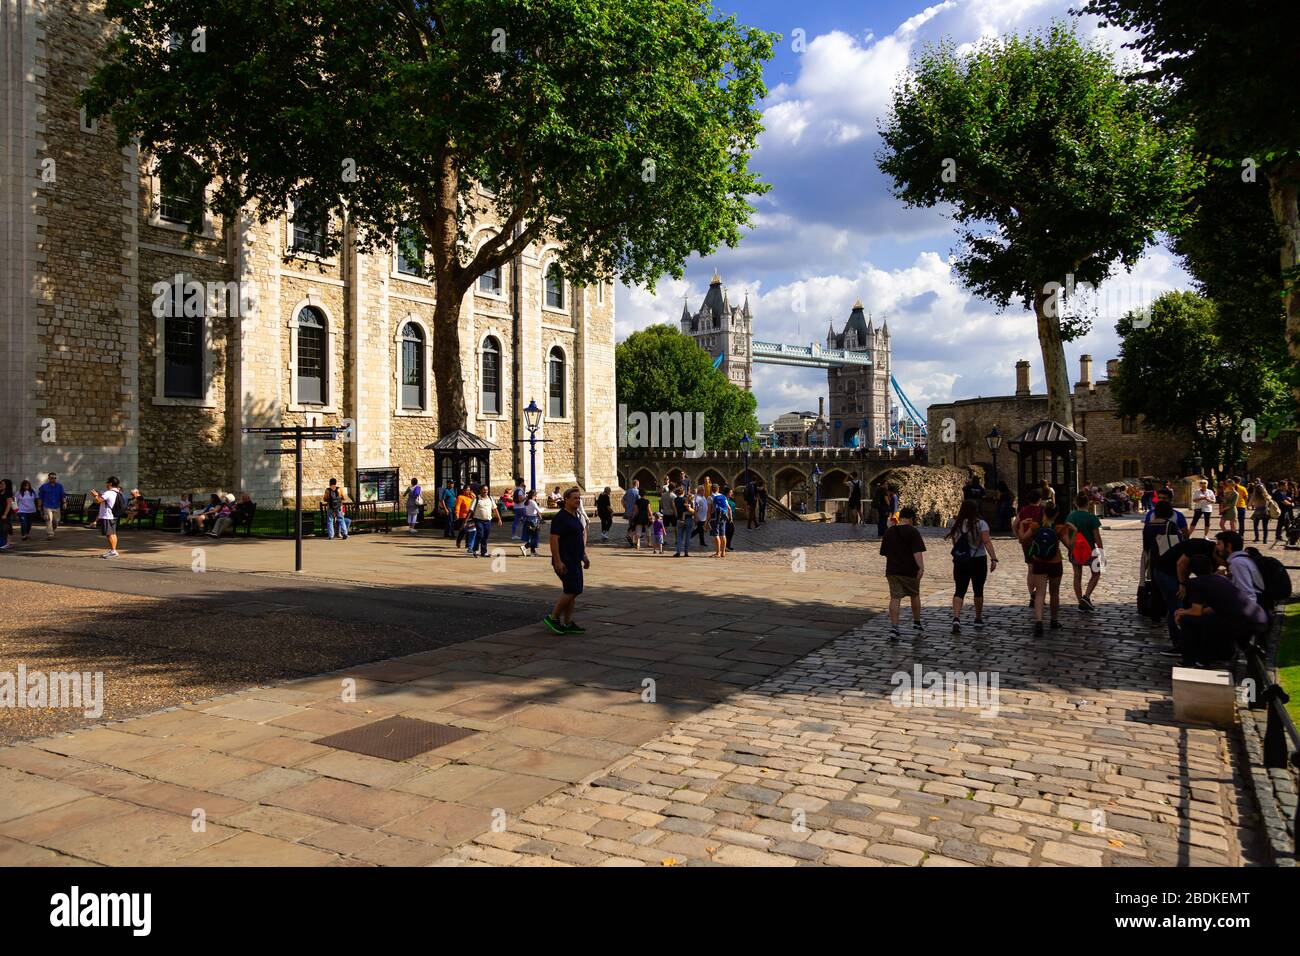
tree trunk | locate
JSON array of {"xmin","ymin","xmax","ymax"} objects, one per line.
[
  {"xmin": 1033, "ymin": 289, "xmax": 1074, "ymax": 430},
  {"xmin": 1268, "ymin": 160, "xmax": 1300, "ymax": 395},
  {"xmin": 431, "ymin": 288, "xmax": 469, "ymax": 434}
]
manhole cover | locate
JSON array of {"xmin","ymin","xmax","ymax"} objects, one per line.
[{"xmin": 314, "ymin": 716, "xmax": 476, "ymax": 761}]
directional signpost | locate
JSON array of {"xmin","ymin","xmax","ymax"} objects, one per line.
[{"xmin": 242, "ymin": 424, "xmax": 341, "ymax": 572}]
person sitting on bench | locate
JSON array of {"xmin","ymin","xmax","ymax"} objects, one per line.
[
  {"xmin": 1173, "ymin": 554, "xmax": 1269, "ymax": 668},
  {"xmin": 209, "ymin": 493, "xmax": 253, "ymax": 537}
]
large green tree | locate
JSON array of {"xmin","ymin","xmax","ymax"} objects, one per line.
[
  {"xmin": 616, "ymin": 324, "xmax": 757, "ymax": 451},
  {"xmin": 1113, "ymin": 291, "xmax": 1288, "ymax": 473},
  {"xmin": 876, "ymin": 23, "xmax": 1197, "ymax": 428},
  {"xmin": 1081, "ymin": 1, "xmax": 1300, "ymax": 377},
  {"xmin": 84, "ymin": 0, "xmax": 774, "ymax": 432}
]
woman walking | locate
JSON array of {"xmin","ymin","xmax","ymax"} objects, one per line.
[
  {"xmin": 1218, "ymin": 479, "xmax": 1238, "ymax": 533},
  {"xmin": 470, "ymin": 484, "xmax": 502, "ymax": 557},
  {"xmin": 519, "ymin": 489, "xmax": 542, "ymax": 556},
  {"xmin": 15, "ymin": 480, "xmax": 38, "ymax": 541},
  {"xmin": 1248, "ymin": 479, "xmax": 1270, "ymax": 543},
  {"xmin": 946, "ymin": 498, "xmax": 997, "ymax": 633},
  {"xmin": 405, "ymin": 477, "xmax": 423, "ymax": 534}
]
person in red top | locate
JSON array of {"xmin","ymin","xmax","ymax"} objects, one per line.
[{"xmin": 1014, "ymin": 487, "xmax": 1045, "ymax": 608}]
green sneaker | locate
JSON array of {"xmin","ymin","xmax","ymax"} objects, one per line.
[
  {"xmin": 542, "ymin": 615, "xmax": 566, "ymax": 634},
  {"xmin": 563, "ymin": 621, "xmax": 586, "ymax": 634}
]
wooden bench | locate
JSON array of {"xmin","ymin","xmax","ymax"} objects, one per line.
[
  {"xmin": 62, "ymin": 492, "xmax": 88, "ymax": 525},
  {"xmin": 348, "ymin": 500, "xmax": 393, "ymax": 533},
  {"xmin": 120, "ymin": 497, "xmax": 162, "ymax": 530},
  {"xmin": 231, "ymin": 502, "xmax": 257, "ymax": 537}
]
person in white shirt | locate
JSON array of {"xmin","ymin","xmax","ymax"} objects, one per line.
[
  {"xmin": 89, "ymin": 476, "xmax": 122, "ymax": 558},
  {"xmin": 692, "ymin": 486, "xmax": 710, "ymax": 549},
  {"xmin": 1191, "ymin": 480, "xmax": 1215, "ymax": 538}
]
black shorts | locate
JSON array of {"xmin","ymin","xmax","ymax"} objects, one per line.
[
  {"xmin": 98, "ymin": 518, "xmax": 117, "ymax": 536},
  {"xmin": 557, "ymin": 564, "xmax": 583, "ymax": 595}
]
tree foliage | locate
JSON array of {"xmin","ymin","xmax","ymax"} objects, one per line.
[
  {"xmin": 1113, "ymin": 291, "xmax": 1288, "ymax": 473},
  {"xmin": 1081, "ymin": 0, "xmax": 1300, "ymax": 385},
  {"xmin": 84, "ymin": 0, "xmax": 775, "ymax": 431},
  {"xmin": 876, "ymin": 22, "xmax": 1197, "ymax": 428},
  {"xmin": 615, "ymin": 324, "xmax": 758, "ymax": 451}
]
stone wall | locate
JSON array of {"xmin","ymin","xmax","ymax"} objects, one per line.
[
  {"xmin": 872, "ymin": 464, "xmax": 982, "ymax": 528},
  {"xmin": 1, "ymin": 1, "xmax": 620, "ymax": 505}
]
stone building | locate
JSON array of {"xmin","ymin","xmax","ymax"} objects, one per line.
[
  {"xmin": 926, "ymin": 356, "xmax": 1191, "ymax": 486},
  {"xmin": 826, "ymin": 301, "xmax": 891, "ymax": 449},
  {"xmin": 0, "ymin": 0, "xmax": 617, "ymax": 505},
  {"xmin": 679, "ymin": 270, "xmax": 752, "ymax": 391}
]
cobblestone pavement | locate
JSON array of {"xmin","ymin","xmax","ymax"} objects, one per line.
[
  {"xmin": 436, "ymin": 519, "xmax": 1275, "ymax": 867},
  {"xmin": 0, "ymin": 517, "xmax": 1282, "ymax": 866}
]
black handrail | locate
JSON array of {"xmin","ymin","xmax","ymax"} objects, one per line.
[{"xmin": 1243, "ymin": 604, "xmax": 1300, "ymax": 858}]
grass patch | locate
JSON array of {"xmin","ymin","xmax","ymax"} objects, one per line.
[{"xmin": 1277, "ymin": 601, "xmax": 1300, "ymax": 728}]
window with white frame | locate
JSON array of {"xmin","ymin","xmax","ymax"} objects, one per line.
[
  {"xmin": 290, "ymin": 200, "xmax": 327, "ymax": 255},
  {"xmin": 544, "ymin": 263, "xmax": 565, "ymax": 310},
  {"xmin": 479, "ymin": 263, "xmax": 502, "ymax": 295},
  {"xmin": 296, "ymin": 306, "xmax": 328, "ymax": 404},
  {"xmin": 547, "ymin": 346, "xmax": 566, "ymax": 418},
  {"xmin": 156, "ymin": 154, "xmax": 206, "ymax": 229},
  {"xmin": 396, "ymin": 225, "xmax": 425, "ymax": 277},
  {"xmin": 481, "ymin": 337, "xmax": 502, "ymax": 415},
  {"xmin": 400, "ymin": 322, "xmax": 426, "ymax": 410}
]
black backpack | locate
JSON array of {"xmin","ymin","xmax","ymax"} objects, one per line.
[
  {"xmin": 110, "ymin": 489, "xmax": 127, "ymax": 520},
  {"xmin": 1245, "ymin": 547, "xmax": 1292, "ymax": 606}
]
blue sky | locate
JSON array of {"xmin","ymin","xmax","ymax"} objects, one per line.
[{"xmin": 614, "ymin": 0, "xmax": 1193, "ymax": 424}]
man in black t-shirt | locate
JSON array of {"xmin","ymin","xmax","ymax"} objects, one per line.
[
  {"xmin": 880, "ymin": 506, "xmax": 926, "ymax": 639},
  {"xmin": 544, "ymin": 488, "xmax": 591, "ymax": 635},
  {"xmin": 1174, "ymin": 555, "xmax": 1269, "ymax": 667},
  {"xmin": 1149, "ymin": 536, "xmax": 1218, "ymax": 646}
]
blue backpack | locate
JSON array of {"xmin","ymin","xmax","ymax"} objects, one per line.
[{"xmin": 1031, "ymin": 524, "xmax": 1059, "ymax": 561}]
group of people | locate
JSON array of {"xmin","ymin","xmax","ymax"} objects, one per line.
[
  {"xmin": 181, "ymin": 492, "xmax": 256, "ymax": 538},
  {"xmin": 1141, "ymin": 497, "xmax": 1286, "ymax": 668},
  {"xmin": 1189, "ymin": 476, "xmax": 1296, "ymax": 545},
  {"xmin": 0, "ymin": 473, "xmax": 69, "ymax": 550},
  {"xmin": 613, "ymin": 476, "xmax": 762, "ymax": 558}
]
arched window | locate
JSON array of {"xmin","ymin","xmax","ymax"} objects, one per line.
[
  {"xmin": 297, "ymin": 307, "xmax": 327, "ymax": 404},
  {"xmin": 400, "ymin": 322, "xmax": 425, "ymax": 410},
  {"xmin": 548, "ymin": 347, "xmax": 566, "ymax": 418},
  {"xmin": 479, "ymin": 264, "xmax": 502, "ymax": 294},
  {"xmin": 545, "ymin": 263, "xmax": 565, "ymax": 310},
  {"xmin": 163, "ymin": 281, "xmax": 203, "ymax": 398},
  {"xmin": 481, "ymin": 337, "xmax": 501, "ymax": 414},
  {"xmin": 157, "ymin": 154, "xmax": 205, "ymax": 228}
]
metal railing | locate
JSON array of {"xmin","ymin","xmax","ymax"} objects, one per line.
[{"xmin": 1244, "ymin": 600, "xmax": 1300, "ymax": 857}]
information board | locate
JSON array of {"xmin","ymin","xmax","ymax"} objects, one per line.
[{"xmin": 356, "ymin": 467, "xmax": 400, "ymax": 504}]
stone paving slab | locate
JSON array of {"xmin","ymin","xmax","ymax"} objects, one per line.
[{"xmin": 0, "ymin": 518, "xmax": 1282, "ymax": 866}]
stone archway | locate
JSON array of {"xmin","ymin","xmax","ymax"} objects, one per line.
[
  {"xmin": 630, "ymin": 467, "xmax": 658, "ymax": 491},
  {"xmin": 819, "ymin": 468, "xmax": 851, "ymax": 501},
  {"xmin": 773, "ymin": 466, "xmax": 807, "ymax": 508},
  {"xmin": 697, "ymin": 467, "xmax": 726, "ymax": 490}
]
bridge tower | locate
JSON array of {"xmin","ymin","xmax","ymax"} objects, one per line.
[
  {"xmin": 826, "ymin": 301, "xmax": 891, "ymax": 448},
  {"xmin": 679, "ymin": 271, "xmax": 753, "ymax": 391}
]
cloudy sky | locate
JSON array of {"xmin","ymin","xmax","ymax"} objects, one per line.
[{"xmin": 614, "ymin": 0, "xmax": 1192, "ymax": 424}]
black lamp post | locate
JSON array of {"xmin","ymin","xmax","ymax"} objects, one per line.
[
  {"xmin": 522, "ymin": 399, "xmax": 543, "ymax": 493},
  {"xmin": 740, "ymin": 432, "xmax": 752, "ymax": 484},
  {"xmin": 985, "ymin": 425, "xmax": 1002, "ymax": 490},
  {"xmin": 811, "ymin": 463, "xmax": 822, "ymax": 513}
]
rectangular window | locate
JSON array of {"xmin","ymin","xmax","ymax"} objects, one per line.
[
  {"xmin": 401, "ymin": 339, "xmax": 423, "ymax": 409},
  {"xmin": 291, "ymin": 204, "xmax": 327, "ymax": 255},
  {"xmin": 396, "ymin": 227, "xmax": 424, "ymax": 276},
  {"xmin": 481, "ymin": 350, "xmax": 500, "ymax": 414},
  {"xmin": 164, "ymin": 314, "xmax": 203, "ymax": 398},
  {"xmin": 298, "ymin": 325, "xmax": 325, "ymax": 404},
  {"xmin": 479, "ymin": 265, "xmax": 502, "ymax": 294},
  {"xmin": 548, "ymin": 358, "xmax": 564, "ymax": 418}
]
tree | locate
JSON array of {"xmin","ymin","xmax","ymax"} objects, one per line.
[
  {"xmin": 1080, "ymin": 1, "xmax": 1300, "ymax": 380},
  {"xmin": 876, "ymin": 23, "xmax": 1197, "ymax": 428},
  {"xmin": 84, "ymin": 0, "xmax": 775, "ymax": 433},
  {"xmin": 1113, "ymin": 291, "xmax": 1288, "ymax": 473},
  {"xmin": 616, "ymin": 324, "xmax": 758, "ymax": 451}
]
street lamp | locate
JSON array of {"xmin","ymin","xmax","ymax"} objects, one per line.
[
  {"xmin": 811, "ymin": 463, "xmax": 822, "ymax": 513},
  {"xmin": 740, "ymin": 432, "xmax": 752, "ymax": 485},
  {"xmin": 985, "ymin": 425, "xmax": 1001, "ymax": 491},
  {"xmin": 522, "ymin": 399, "xmax": 543, "ymax": 493}
]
